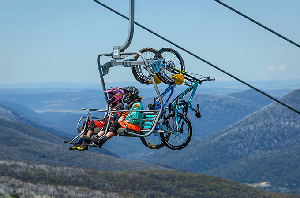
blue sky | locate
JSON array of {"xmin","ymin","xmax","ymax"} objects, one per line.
[{"xmin": 1, "ymin": 0, "xmax": 300, "ymax": 86}]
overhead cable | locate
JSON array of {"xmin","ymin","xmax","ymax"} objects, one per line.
[
  {"xmin": 92, "ymin": 0, "xmax": 300, "ymax": 115},
  {"xmin": 214, "ymin": 0, "xmax": 300, "ymax": 49}
]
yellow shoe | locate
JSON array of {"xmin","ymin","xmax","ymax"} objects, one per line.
[
  {"xmin": 69, "ymin": 142, "xmax": 82, "ymax": 150},
  {"xmin": 77, "ymin": 143, "xmax": 88, "ymax": 151}
]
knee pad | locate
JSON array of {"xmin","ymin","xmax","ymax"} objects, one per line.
[{"xmin": 109, "ymin": 121, "xmax": 121, "ymax": 134}]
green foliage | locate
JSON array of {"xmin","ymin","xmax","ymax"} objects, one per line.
[{"xmin": 1, "ymin": 161, "xmax": 298, "ymax": 198}]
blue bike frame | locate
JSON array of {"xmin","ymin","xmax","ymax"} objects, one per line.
[
  {"xmin": 154, "ymin": 84, "xmax": 176, "ymax": 110},
  {"xmin": 169, "ymin": 80, "xmax": 200, "ymax": 131}
]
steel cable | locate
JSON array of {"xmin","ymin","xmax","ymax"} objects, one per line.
[
  {"xmin": 93, "ymin": 0, "xmax": 300, "ymax": 115},
  {"xmin": 214, "ymin": 0, "xmax": 300, "ymax": 49}
]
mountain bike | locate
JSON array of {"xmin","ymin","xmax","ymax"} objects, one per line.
[{"xmin": 160, "ymin": 70, "xmax": 215, "ymax": 150}]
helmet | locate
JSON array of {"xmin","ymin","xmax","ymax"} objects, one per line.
[
  {"xmin": 104, "ymin": 87, "xmax": 123, "ymax": 104},
  {"xmin": 121, "ymin": 86, "xmax": 139, "ymax": 103}
]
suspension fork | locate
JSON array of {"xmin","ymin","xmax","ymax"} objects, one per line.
[
  {"xmin": 187, "ymin": 82, "xmax": 201, "ymax": 118},
  {"xmin": 169, "ymin": 102, "xmax": 181, "ymax": 132}
]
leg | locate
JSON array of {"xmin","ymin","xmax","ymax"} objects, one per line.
[
  {"xmin": 69, "ymin": 130, "xmax": 85, "ymax": 150},
  {"xmin": 95, "ymin": 131, "xmax": 115, "ymax": 148},
  {"xmin": 105, "ymin": 131, "xmax": 115, "ymax": 139},
  {"xmin": 82, "ymin": 121, "xmax": 96, "ymax": 143},
  {"xmin": 80, "ymin": 130, "xmax": 88, "ymax": 139},
  {"xmin": 77, "ymin": 120, "xmax": 95, "ymax": 151},
  {"xmin": 97, "ymin": 130, "xmax": 105, "ymax": 137},
  {"xmin": 93, "ymin": 121, "xmax": 120, "ymax": 148},
  {"xmin": 77, "ymin": 128, "xmax": 89, "ymax": 151},
  {"xmin": 87, "ymin": 130, "xmax": 94, "ymax": 138}
]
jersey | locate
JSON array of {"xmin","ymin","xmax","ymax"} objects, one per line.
[{"xmin": 124, "ymin": 102, "xmax": 144, "ymax": 129}]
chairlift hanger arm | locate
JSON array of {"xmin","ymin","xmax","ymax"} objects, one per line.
[{"xmin": 113, "ymin": 0, "xmax": 135, "ymax": 59}]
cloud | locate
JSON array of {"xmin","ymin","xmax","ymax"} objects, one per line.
[
  {"xmin": 267, "ymin": 66, "xmax": 276, "ymax": 71},
  {"xmin": 258, "ymin": 65, "xmax": 287, "ymax": 76},
  {"xmin": 278, "ymin": 65, "xmax": 286, "ymax": 70},
  {"xmin": 1, "ymin": 63, "xmax": 6, "ymax": 67}
]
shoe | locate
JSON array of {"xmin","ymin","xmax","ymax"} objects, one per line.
[
  {"xmin": 91, "ymin": 136, "xmax": 108, "ymax": 148},
  {"xmin": 91, "ymin": 136, "xmax": 100, "ymax": 145},
  {"xmin": 77, "ymin": 143, "xmax": 88, "ymax": 151},
  {"xmin": 85, "ymin": 137, "xmax": 92, "ymax": 144},
  {"xmin": 98, "ymin": 140, "xmax": 105, "ymax": 148},
  {"xmin": 97, "ymin": 138, "xmax": 107, "ymax": 148},
  {"xmin": 69, "ymin": 142, "xmax": 82, "ymax": 150}
]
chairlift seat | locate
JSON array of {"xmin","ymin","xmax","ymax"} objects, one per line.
[{"xmin": 77, "ymin": 111, "xmax": 157, "ymax": 137}]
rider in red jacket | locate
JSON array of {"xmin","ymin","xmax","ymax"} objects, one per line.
[
  {"xmin": 92, "ymin": 86, "xmax": 144, "ymax": 148},
  {"xmin": 70, "ymin": 87, "xmax": 124, "ymax": 151}
]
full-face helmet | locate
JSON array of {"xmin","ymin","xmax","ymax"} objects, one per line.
[
  {"xmin": 121, "ymin": 86, "xmax": 139, "ymax": 103},
  {"xmin": 104, "ymin": 87, "xmax": 123, "ymax": 104}
]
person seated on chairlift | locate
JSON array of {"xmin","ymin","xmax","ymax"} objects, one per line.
[
  {"xmin": 92, "ymin": 86, "xmax": 144, "ymax": 148},
  {"xmin": 70, "ymin": 87, "xmax": 124, "ymax": 151}
]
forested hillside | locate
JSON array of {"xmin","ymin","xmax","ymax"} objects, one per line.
[
  {"xmin": 130, "ymin": 89, "xmax": 300, "ymax": 193},
  {"xmin": 0, "ymin": 117, "xmax": 169, "ymax": 171},
  {"xmin": 1, "ymin": 160, "xmax": 298, "ymax": 198}
]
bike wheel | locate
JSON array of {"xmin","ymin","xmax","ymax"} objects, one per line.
[
  {"xmin": 140, "ymin": 131, "xmax": 166, "ymax": 149},
  {"xmin": 160, "ymin": 112, "xmax": 192, "ymax": 150},
  {"xmin": 154, "ymin": 48, "xmax": 185, "ymax": 84},
  {"xmin": 132, "ymin": 48, "xmax": 158, "ymax": 84}
]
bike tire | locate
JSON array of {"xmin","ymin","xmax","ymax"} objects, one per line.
[
  {"xmin": 132, "ymin": 48, "xmax": 158, "ymax": 84},
  {"xmin": 160, "ymin": 112, "xmax": 192, "ymax": 150},
  {"xmin": 154, "ymin": 48, "xmax": 185, "ymax": 84},
  {"xmin": 140, "ymin": 131, "xmax": 166, "ymax": 149}
]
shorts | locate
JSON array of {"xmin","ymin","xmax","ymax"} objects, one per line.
[{"xmin": 85, "ymin": 120, "xmax": 105, "ymax": 132}]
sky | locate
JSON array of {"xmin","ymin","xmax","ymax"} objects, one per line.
[{"xmin": 1, "ymin": 0, "xmax": 300, "ymax": 86}]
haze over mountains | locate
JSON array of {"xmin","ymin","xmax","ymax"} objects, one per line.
[
  {"xmin": 0, "ymin": 83, "xmax": 299, "ymax": 195},
  {"xmin": 0, "ymin": 87, "xmax": 275, "ymax": 159}
]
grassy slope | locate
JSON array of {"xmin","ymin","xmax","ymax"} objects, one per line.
[
  {"xmin": 0, "ymin": 117, "xmax": 169, "ymax": 171},
  {"xmin": 0, "ymin": 160, "xmax": 299, "ymax": 198}
]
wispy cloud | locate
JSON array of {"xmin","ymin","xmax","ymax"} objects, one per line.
[
  {"xmin": 258, "ymin": 65, "xmax": 287, "ymax": 76},
  {"xmin": 1, "ymin": 63, "xmax": 6, "ymax": 67},
  {"xmin": 267, "ymin": 66, "xmax": 276, "ymax": 71},
  {"xmin": 278, "ymin": 65, "xmax": 286, "ymax": 70}
]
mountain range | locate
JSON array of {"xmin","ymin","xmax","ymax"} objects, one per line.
[
  {"xmin": 0, "ymin": 87, "xmax": 299, "ymax": 195},
  {"xmin": 0, "ymin": 87, "xmax": 273, "ymax": 160},
  {"xmin": 130, "ymin": 89, "xmax": 300, "ymax": 193},
  {"xmin": 1, "ymin": 101, "xmax": 298, "ymax": 197}
]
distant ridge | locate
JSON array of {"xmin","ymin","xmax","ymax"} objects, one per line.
[
  {"xmin": 1, "ymin": 79, "xmax": 299, "ymax": 95},
  {"xmin": 133, "ymin": 89, "xmax": 300, "ymax": 193}
]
